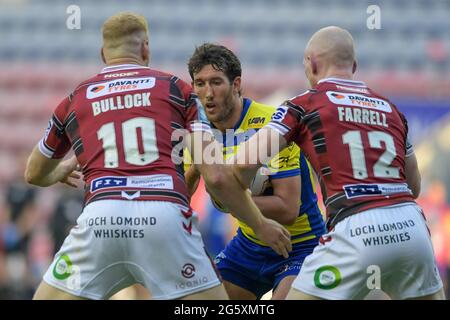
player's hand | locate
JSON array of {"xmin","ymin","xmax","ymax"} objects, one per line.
[
  {"xmin": 58, "ymin": 156, "xmax": 81, "ymax": 188},
  {"xmin": 253, "ymin": 218, "xmax": 292, "ymax": 258}
]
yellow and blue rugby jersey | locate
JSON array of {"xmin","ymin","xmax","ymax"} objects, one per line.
[{"xmin": 185, "ymin": 98, "xmax": 325, "ymax": 245}]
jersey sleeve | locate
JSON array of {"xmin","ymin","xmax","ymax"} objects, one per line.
[
  {"xmin": 266, "ymin": 100, "xmax": 304, "ymax": 144},
  {"xmin": 38, "ymin": 96, "xmax": 72, "ymax": 159},
  {"xmin": 183, "ymin": 147, "xmax": 193, "ymax": 172},
  {"xmin": 267, "ymin": 142, "xmax": 301, "ymax": 179},
  {"xmin": 170, "ymin": 76, "xmax": 211, "ymax": 133}
]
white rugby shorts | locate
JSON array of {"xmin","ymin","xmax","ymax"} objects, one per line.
[
  {"xmin": 291, "ymin": 203, "xmax": 443, "ymax": 299},
  {"xmin": 43, "ymin": 200, "xmax": 221, "ymax": 299}
]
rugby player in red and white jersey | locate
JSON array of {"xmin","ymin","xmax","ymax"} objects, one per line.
[
  {"xmin": 24, "ymin": 12, "xmax": 291, "ymax": 300},
  {"xmin": 233, "ymin": 26, "xmax": 445, "ymax": 300}
]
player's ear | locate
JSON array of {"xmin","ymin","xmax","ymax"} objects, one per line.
[
  {"xmin": 352, "ymin": 60, "xmax": 357, "ymax": 74},
  {"xmin": 232, "ymin": 76, "xmax": 241, "ymax": 95},
  {"xmin": 310, "ymin": 56, "xmax": 318, "ymax": 75},
  {"xmin": 101, "ymin": 47, "xmax": 106, "ymax": 64},
  {"xmin": 142, "ymin": 39, "xmax": 150, "ymax": 65}
]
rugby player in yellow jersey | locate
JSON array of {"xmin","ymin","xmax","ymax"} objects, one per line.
[{"xmin": 185, "ymin": 43, "xmax": 326, "ymax": 299}]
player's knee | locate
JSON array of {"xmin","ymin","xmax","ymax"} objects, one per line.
[{"xmin": 202, "ymin": 166, "xmax": 229, "ymax": 190}]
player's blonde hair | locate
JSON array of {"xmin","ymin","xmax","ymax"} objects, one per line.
[{"xmin": 102, "ymin": 12, "xmax": 149, "ymax": 48}]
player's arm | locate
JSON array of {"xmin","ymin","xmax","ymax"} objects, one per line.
[
  {"xmin": 181, "ymin": 81, "xmax": 291, "ymax": 257},
  {"xmin": 182, "ymin": 148, "xmax": 201, "ymax": 196},
  {"xmin": 252, "ymin": 174, "xmax": 300, "ymax": 226},
  {"xmin": 185, "ymin": 130, "xmax": 292, "ymax": 258},
  {"xmin": 405, "ymin": 152, "xmax": 421, "ymax": 198},
  {"xmin": 24, "ymin": 96, "xmax": 80, "ymax": 188},
  {"xmin": 25, "ymin": 146, "xmax": 80, "ymax": 188},
  {"xmin": 402, "ymin": 116, "xmax": 421, "ymax": 198},
  {"xmin": 185, "ymin": 164, "xmax": 201, "ymax": 196},
  {"xmin": 233, "ymin": 127, "xmax": 288, "ymax": 189}
]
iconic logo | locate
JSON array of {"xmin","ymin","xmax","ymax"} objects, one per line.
[
  {"xmin": 52, "ymin": 254, "xmax": 73, "ymax": 280},
  {"xmin": 314, "ymin": 265, "xmax": 341, "ymax": 290},
  {"xmin": 181, "ymin": 263, "xmax": 196, "ymax": 279}
]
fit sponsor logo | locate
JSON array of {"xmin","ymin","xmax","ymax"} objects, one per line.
[
  {"xmin": 181, "ymin": 263, "xmax": 196, "ymax": 279},
  {"xmin": 52, "ymin": 254, "xmax": 73, "ymax": 280},
  {"xmin": 326, "ymin": 91, "xmax": 392, "ymax": 112},
  {"xmin": 86, "ymin": 77, "xmax": 156, "ymax": 99},
  {"xmin": 314, "ymin": 265, "xmax": 342, "ymax": 290},
  {"xmin": 344, "ymin": 183, "xmax": 409, "ymax": 199},
  {"xmin": 91, "ymin": 175, "xmax": 174, "ymax": 192},
  {"xmin": 91, "ymin": 177, "xmax": 127, "ymax": 192}
]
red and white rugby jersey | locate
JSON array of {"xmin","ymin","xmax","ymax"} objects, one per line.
[
  {"xmin": 267, "ymin": 78, "xmax": 416, "ymax": 229},
  {"xmin": 39, "ymin": 64, "xmax": 210, "ymax": 207}
]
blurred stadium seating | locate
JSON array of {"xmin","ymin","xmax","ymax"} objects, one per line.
[{"xmin": 0, "ymin": 0, "xmax": 449, "ymax": 299}]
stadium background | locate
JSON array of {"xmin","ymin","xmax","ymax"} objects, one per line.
[{"xmin": 0, "ymin": 0, "xmax": 449, "ymax": 299}]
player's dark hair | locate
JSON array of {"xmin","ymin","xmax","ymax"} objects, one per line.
[{"xmin": 188, "ymin": 43, "xmax": 242, "ymax": 84}]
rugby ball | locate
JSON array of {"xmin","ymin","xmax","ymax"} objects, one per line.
[
  {"xmin": 208, "ymin": 166, "xmax": 271, "ymax": 212},
  {"xmin": 249, "ymin": 166, "xmax": 272, "ymax": 196}
]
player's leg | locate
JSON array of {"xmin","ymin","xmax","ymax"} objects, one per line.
[
  {"xmin": 381, "ymin": 204, "xmax": 444, "ymax": 300},
  {"xmin": 271, "ymin": 238, "xmax": 320, "ymax": 300},
  {"xmin": 271, "ymin": 275, "xmax": 296, "ymax": 300},
  {"xmin": 109, "ymin": 284, "xmax": 151, "ymax": 300},
  {"xmin": 42, "ymin": 200, "xmax": 138, "ymax": 300},
  {"xmin": 33, "ymin": 281, "xmax": 85, "ymax": 300},
  {"xmin": 285, "ymin": 287, "xmax": 323, "ymax": 300},
  {"xmin": 214, "ymin": 230, "xmax": 270, "ymax": 300},
  {"xmin": 406, "ymin": 288, "xmax": 446, "ymax": 300},
  {"xmin": 179, "ymin": 283, "xmax": 229, "ymax": 300},
  {"xmin": 223, "ymin": 280, "xmax": 257, "ymax": 299},
  {"xmin": 130, "ymin": 201, "xmax": 225, "ymax": 299}
]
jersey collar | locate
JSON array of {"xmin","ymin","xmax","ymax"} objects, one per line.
[
  {"xmin": 100, "ymin": 64, "xmax": 150, "ymax": 74},
  {"xmin": 210, "ymin": 98, "xmax": 252, "ymax": 131},
  {"xmin": 317, "ymin": 77, "xmax": 367, "ymax": 87},
  {"xmin": 233, "ymin": 98, "xmax": 252, "ymax": 130}
]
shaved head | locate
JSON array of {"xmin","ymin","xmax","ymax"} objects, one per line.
[
  {"xmin": 101, "ymin": 12, "xmax": 150, "ymax": 65},
  {"xmin": 303, "ymin": 26, "xmax": 356, "ymax": 87}
]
